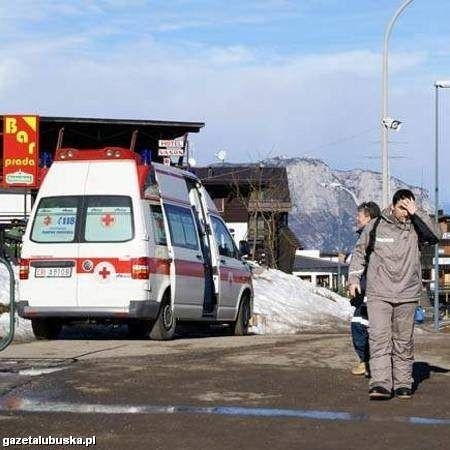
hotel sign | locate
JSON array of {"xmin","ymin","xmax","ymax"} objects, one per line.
[{"xmin": 158, "ymin": 139, "xmax": 185, "ymax": 157}]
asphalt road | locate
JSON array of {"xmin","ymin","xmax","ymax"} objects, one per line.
[{"xmin": 0, "ymin": 327, "xmax": 449, "ymax": 450}]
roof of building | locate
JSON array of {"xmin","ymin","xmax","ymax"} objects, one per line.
[
  {"xmin": 194, "ymin": 164, "xmax": 285, "ymax": 183},
  {"xmin": 192, "ymin": 165, "xmax": 291, "ymax": 208},
  {"xmin": 293, "ymin": 255, "xmax": 349, "ymax": 273},
  {"xmin": 0, "ymin": 115, "xmax": 204, "ymax": 160}
]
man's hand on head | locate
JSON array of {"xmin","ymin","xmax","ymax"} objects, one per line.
[{"xmin": 401, "ymin": 198, "xmax": 417, "ymax": 216}]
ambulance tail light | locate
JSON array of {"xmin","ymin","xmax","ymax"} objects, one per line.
[
  {"xmin": 19, "ymin": 259, "xmax": 30, "ymax": 280},
  {"xmin": 131, "ymin": 258, "xmax": 150, "ymax": 279}
]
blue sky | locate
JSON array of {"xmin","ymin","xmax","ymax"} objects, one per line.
[{"xmin": 1, "ymin": 0, "xmax": 450, "ymax": 208}]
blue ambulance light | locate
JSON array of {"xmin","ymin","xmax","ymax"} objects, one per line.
[
  {"xmin": 140, "ymin": 149, "xmax": 152, "ymax": 165},
  {"xmin": 39, "ymin": 151, "xmax": 53, "ymax": 168}
]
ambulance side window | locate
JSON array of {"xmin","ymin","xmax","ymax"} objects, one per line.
[
  {"xmin": 211, "ymin": 216, "xmax": 238, "ymax": 259},
  {"xmin": 150, "ymin": 205, "xmax": 167, "ymax": 246},
  {"xmin": 164, "ymin": 205, "xmax": 199, "ymax": 250},
  {"xmin": 31, "ymin": 196, "xmax": 79, "ymax": 243}
]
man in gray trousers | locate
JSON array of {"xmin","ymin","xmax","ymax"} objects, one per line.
[{"xmin": 348, "ymin": 189, "xmax": 440, "ymax": 400}]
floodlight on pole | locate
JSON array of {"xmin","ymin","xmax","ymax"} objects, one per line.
[
  {"xmin": 435, "ymin": 81, "xmax": 450, "ymax": 88},
  {"xmin": 382, "ymin": 117, "xmax": 403, "ymax": 131},
  {"xmin": 321, "ymin": 181, "xmax": 360, "ymax": 292}
]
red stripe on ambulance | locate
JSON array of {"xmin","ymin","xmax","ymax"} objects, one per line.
[{"xmin": 28, "ymin": 257, "xmax": 250, "ymax": 284}]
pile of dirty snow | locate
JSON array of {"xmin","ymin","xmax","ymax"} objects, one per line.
[
  {"xmin": 0, "ymin": 312, "xmax": 34, "ymax": 342},
  {"xmin": 250, "ymin": 267, "xmax": 352, "ymax": 334},
  {"xmin": 0, "ymin": 262, "xmax": 17, "ymax": 307},
  {"xmin": 0, "ymin": 263, "xmax": 33, "ymax": 342}
]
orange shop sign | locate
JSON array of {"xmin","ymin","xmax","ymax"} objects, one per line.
[{"xmin": 2, "ymin": 115, "xmax": 39, "ymax": 187}]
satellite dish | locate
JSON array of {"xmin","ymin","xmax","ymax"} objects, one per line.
[
  {"xmin": 215, "ymin": 150, "xmax": 227, "ymax": 163},
  {"xmin": 188, "ymin": 157, "xmax": 197, "ymax": 167}
]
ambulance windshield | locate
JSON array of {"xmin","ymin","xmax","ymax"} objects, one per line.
[
  {"xmin": 31, "ymin": 195, "xmax": 134, "ymax": 243},
  {"xmin": 31, "ymin": 196, "xmax": 78, "ymax": 243},
  {"xmin": 84, "ymin": 196, "xmax": 133, "ymax": 242}
]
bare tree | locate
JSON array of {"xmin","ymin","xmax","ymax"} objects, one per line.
[{"xmin": 230, "ymin": 165, "xmax": 293, "ymax": 269}]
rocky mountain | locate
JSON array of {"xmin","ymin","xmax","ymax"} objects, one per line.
[{"xmin": 266, "ymin": 156, "xmax": 432, "ymax": 253}]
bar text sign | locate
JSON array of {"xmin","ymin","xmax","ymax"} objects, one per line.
[{"xmin": 2, "ymin": 115, "xmax": 39, "ymax": 187}]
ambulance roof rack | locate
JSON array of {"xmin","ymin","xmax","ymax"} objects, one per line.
[{"xmin": 55, "ymin": 147, "xmax": 142, "ymax": 163}]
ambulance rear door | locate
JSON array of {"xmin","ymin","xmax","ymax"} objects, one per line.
[
  {"xmin": 21, "ymin": 160, "xmax": 88, "ymax": 308},
  {"xmin": 26, "ymin": 195, "xmax": 80, "ymax": 308},
  {"xmin": 76, "ymin": 161, "xmax": 147, "ymax": 309}
]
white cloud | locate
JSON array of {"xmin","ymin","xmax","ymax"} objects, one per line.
[{"xmin": 0, "ymin": 28, "xmax": 445, "ymax": 201}]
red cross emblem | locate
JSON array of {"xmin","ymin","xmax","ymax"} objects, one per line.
[
  {"xmin": 101, "ymin": 214, "xmax": 115, "ymax": 227},
  {"xmin": 99, "ymin": 266, "xmax": 111, "ymax": 279},
  {"xmin": 43, "ymin": 216, "xmax": 52, "ymax": 226}
]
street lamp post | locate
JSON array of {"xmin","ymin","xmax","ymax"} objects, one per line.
[
  {"xmin": 329, "ymin": 183, "xmax": 360, "ymax": 207},
  {"xmin": 433, "ymin": 80, "xmax": 450, "ymax": 331},
  {"xmin": 337, "ymin": 195, "xmax": 342, "ymax": 291},
  {"xmin": 381, "ymin": 0, "xmax": 415, "ymax": 209}
]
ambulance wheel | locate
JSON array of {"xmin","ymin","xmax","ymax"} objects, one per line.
[
  {"xmin": 150, "ymin": 296, "xmax": 176, "ymax": 341},
  {"xmin": 31, "ymin": 319, "xmax": 62, "ymax": 340},
  {"xmin": 127, "ymin": 320, "xmax": 153, "ymax": 339},
  {"xmin": 230, "ymin": 295, "xmax": 251, "ymax": 336}
]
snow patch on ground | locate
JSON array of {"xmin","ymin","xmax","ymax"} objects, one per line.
[
  {"xmin": 0, "ymin": 263, "xmax": 18, "ymax": 306},
  {"xmin": 0, "ymin": 313, "xmax": 34, "ymax": 342},
  {"xmin": 0, "ymin": 264, "xmax": 34, "ymax": 342},
  {"xmin": 250, "ymin": 267, "xmax": 352, "ymax": 334}
]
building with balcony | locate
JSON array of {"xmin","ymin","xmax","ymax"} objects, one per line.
[{"xmin": 192, "ymin": 165, "xmax": 301, "ymax": 273}]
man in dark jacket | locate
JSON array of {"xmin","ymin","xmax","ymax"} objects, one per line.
[
  {"xmin": 349, "ymin": 189, "xmax": 440, "ymax": 400},
  {"xmin": 350, "ymin": 201, "xmax": 381, "ymax": 376}
]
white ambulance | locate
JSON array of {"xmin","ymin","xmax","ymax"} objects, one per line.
[{"xmin": 18, "ymin": 147, "xmax": 253, "ymax": 340}]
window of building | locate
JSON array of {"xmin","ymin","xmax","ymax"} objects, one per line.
[
  {"xmin": 298, "ymin": 275, "xmax": 312, "ymax": 283},
  {"xmin": 213, "ymin": 198, "xmax": 225, "ymax": 213}
]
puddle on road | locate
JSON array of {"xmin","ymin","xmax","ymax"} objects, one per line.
[
  {"xmin": 1, "ymin": 397, "xmax": 450, "ymax": 426},
  {"xmin": 0, "ymin": 358, "xmax": 76, "ymax": 377},
  {"xmin": 18, "ymin": 367, "xmax": 68, "ymax": 377},
  {"xmin": 196, "ymin": 391, "xmax": 279, "ymax": 402}
]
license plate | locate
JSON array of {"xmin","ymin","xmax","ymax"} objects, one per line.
[{"xmin": 35, "ymin": 267, "xmax": 72, "ymax": 278}]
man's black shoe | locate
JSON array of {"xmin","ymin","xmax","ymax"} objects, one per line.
[
  {"xmin": 369, "ymin": 386, "xmax": 392, "ymax": 400},
  {"xmin": 394, "ymin": 387, "xmax": 412, "ymax": 399}
]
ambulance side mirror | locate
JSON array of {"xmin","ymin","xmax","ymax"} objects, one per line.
[{"xmin": 239, "ymin": 240, "xmax": 250, "ymax": 258}]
